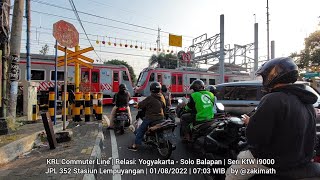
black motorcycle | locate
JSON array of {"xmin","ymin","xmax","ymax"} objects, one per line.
[
  {"xmin": 132, "ymin": 101, "xmax": 177, "ymax": 159},
  {"xmin": 203, "ymin": 115, "xmax": 320, "ymax": 180},
  {"xmin": 176, "ymin": 98, "xmax": 227, "ymax": 143}
]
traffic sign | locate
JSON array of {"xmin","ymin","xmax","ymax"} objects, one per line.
[
  {"xmin": 169, "ymin": 34, "xmax": 182, "ymax": 47},
  {"xmin": 55, "ymin": 45, "xmax": 94, "ymax": 69},
  {"xmin": 53, "ymin": 20, "xmax": 79, "ymax": 48}
]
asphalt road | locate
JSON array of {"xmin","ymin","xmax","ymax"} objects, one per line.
[{"xmin": 97, "ymin": 105, "xmax": 208, "ymax": 180}]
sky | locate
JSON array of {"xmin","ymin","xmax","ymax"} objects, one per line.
[{"xmin": 19, "ymin": 0, "xmax": 320, "ymax": 75}]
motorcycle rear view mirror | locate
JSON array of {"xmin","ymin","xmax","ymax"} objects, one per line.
[
  {"xmin": 129, "ymin": 99, "xmax": 136, "ymax": 105},
  {"xmin": 216, "ymin": 102, "xmax": 224, "ymax": 111}
]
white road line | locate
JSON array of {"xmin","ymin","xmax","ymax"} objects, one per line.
[{"xmin": 110, "ymin": 129, "xmax": 121, "ymax": 180}]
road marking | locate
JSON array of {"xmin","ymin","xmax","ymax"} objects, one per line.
[{"xmin": 110, "ymin": 129, "xmax": 121, "ymax": 180}]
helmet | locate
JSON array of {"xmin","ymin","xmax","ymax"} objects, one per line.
[
  {"xmin": 256, "ymin": 57, "xmax": 299, "ymax": 88},
  {"xmin": 150, "ymin": 82, "xmax": 161, "ymax": 93},
  {"xmin": 206, "ymin": 85, "xmax": 217, "ymax": 94},
  {"xmin": 119, "ymin": 84, "xmax": 127, "ymax": 91},
  {"xmin": 161, "ymin": 84, "xmax": 168, "ymax": 93},
  {"xmin": 190, "ymin": 80, "xmax": 205, "ymax": 92}
]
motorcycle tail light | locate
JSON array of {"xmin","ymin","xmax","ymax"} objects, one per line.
[{"xmin": 118, "ymin": 107, "xmax": 127, "ymax": 111}]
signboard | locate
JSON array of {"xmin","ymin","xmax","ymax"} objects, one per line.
[
  {"xmin": 169, "ymin": 34, "xmax": 182, "ymax": 47},
  {"xmin": 53, "ymin": 20, "xmax": 79, "ymax": 48}
]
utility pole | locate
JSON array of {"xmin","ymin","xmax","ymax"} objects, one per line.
[
  {"xmin": 26, "ymin": 0, "xmax": 30, "ymax": 81},
  {"xmin": 267, "ymin": 0, "xmax": 270, "ymax": 60},
  {"xmin": 0, "ymin": 0, "xmax": 10, "ymax": 135},
  {"xmin": 8, "ymin": 0, "xmax": 24, "ymax": 123},
  {"xmin": 156, "ymin": 27, "xmax": 160, "ymax": 56}
]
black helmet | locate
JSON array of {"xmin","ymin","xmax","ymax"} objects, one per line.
[
  {"xmin": 206, "ymin": 85, "xmax": 217, "ymax": 94},
  {"xmin": 161, "ymin": 84, "xmax": 168, "ymax": 93},
  {"xmin": 150, "ymin": 82, "xmax": 161, "ymax": 93},
  {"xmin": 256, "ymin": 57, "xmax": 299, "ymax": 88},
  {"xmin": 190, "ymin": 80, "xmax": 205, "ymax": 92},
  {"xmin": 119, "ymin": 84, "xmax": 127, "ymax": 91}
]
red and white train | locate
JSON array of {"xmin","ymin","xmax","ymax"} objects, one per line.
[
  {"xmin": 19, "ymin": 54, "xmax": 135, "ymax": 105},
  {"xmin": 18, "ymin": 54, "xmax": 252, "ymax": 106},
  {"xmin": 134, "ymin": 67, "xmax": 252, "ymax": 98}
]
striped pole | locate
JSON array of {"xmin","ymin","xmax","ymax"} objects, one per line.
[
  {"xmin": 92, "ymin": 93, "xmax": 97, "ymax": 115},
  {"xmin": 62, "ymin": 92, "xmax": 69, "ymax": 122},
  {"xmin": 48, "ymin": 91, "xmax": 55, "ymax": 122},
  {"xmin": 96, "ymin": 92, "xmax": 103, "ymax": 121},
  {"xmin": 84, "ymin": 92, "xmax": 91, "ymax": 122},
  {"xmin": 80, "ymin": 92, "xmax": 84, "ymax": 115},
  {"xmin": 32, "ymin": 104, "xmax": 37, "ymax": 121},
  {"xmin": 73, "ymin": 92, "xmax": 82, "ymax": 122}
]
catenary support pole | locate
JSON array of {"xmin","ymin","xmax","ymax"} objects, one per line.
[
  {"xmin": 254, "ymin": 23, "xmax": 259, "ymax": 74},
  {"xmin": 219, "ymin": 14, "xmax": 225, "ymax": 84}
]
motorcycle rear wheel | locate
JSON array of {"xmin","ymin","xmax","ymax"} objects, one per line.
[{"xmin": 157, "ymin": 140, "xmax": 173, "ymax": 159}]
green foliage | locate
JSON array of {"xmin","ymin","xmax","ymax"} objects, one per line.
[
  {"xmin": 39, "ymin": 44, "xmax": 49, "ymax": 55},
  {"xmin": 149, "ymin": 53, "xmax": 191, "ymax": 69},
  {"xmin": 293, "ymin": 30, "xmax": 320, "ymax": 69},
  {"xmin": 104, "ymin": 59, "xmax": 136, "ymax": 83}
]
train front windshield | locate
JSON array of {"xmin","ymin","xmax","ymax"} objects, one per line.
[{"xmin": 136, "ymin": 71, "xmax": 148, "ymax": 87}]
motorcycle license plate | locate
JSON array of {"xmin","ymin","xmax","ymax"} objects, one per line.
[{"xmin": 163, "ymin": 129, "xmax": 176, "ymax": 143}]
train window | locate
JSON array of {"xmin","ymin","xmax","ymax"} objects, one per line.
[
  {"xmin": 178, "ymin": 76, "xmax": 182, "ymax": 85},
  {"xmin": 92, "ymin": 72, "xmax": 99, "ymax": 83},
  {"xmin": 190, "ymin": 78, "xmax": 196, "ymax": 84},
  {"xmin": 209, "ymin": 79, "xmax": 215, "ymax": 85},
  {"xmin": 50, "ymin": 71, "xmax": 64, "ymax": 81},
  {"xmin": 122, "ymin": 71, "xmax": 129, "ymax": 81},
  {"xmin": 136, "ymin": 71, "xmax": 148, "ymax": 86},
  {"xmin": 82, "ymin": 72, "xmax": 89, "ymax": 82},
  {"xmin": 31, "ymin": 70, "xmax": 45, "ymax": 81},
  {"xmin": 149, "ymin": 73, "xmax": 155, "ymax": 82},
  {"xmin": 171, "ymin": 76, "xmax": 176, "ymax": 85},
  {"xmin": 200, "ymin": 78, "xmax": 207, "ymax": 84},
  {"xmin": 113, "ymin": 72, "xmax": 119, "ymax": 81}
]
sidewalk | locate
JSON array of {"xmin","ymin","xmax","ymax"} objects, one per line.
[{"xmin": 0, "ymin": 117, "xmax": 104, "ymax": 180}]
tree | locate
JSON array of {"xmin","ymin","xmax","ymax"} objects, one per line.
[
  {"xmin": 104, "ymin": 59, "xmax": 136, "ymax": 83},
  {"xmin": 149, "ymin": 53, "xmax": 191, "ymax": 69},
  {"xmin": 292, "ymin": 30, "xmax": 320, "ymax": 70},
  {"xmin": 39, "ymin": 44, "xmax": 49, "ymax": 55}
]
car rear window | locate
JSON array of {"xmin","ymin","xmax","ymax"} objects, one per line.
[{"xmin": 216, "ymin": 85, "xmax": 259, "ymax": 101}]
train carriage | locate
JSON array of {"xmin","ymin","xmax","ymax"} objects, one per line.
[
  {"xmin": 18, "ymin": 54, "xmax": 134, "ymax": 106},
  {"xmin": 134, "ymin": 67, "xmax": 252, "ymax": 98}
]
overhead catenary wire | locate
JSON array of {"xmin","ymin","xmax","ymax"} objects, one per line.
[
  {"xmin": 68, "ymin": 0, "xmax": 103, "ymax": 62},
  {"xmin": 31, "ymin": 0, "xmax": 195, "ymax": 39}
]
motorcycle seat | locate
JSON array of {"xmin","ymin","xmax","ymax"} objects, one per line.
[{"xmin": 148, "ymin": 120, "xmax": 176, "ymax": 132}]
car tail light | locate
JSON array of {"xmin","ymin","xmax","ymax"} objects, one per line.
[{"xmin": 118, "ymin": 107, "xmax": 127, "ymax": 111}]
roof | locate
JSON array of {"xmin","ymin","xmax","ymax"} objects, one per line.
[
  {"xmin": 215, "ymin": 80, "xmax": 310, "ymax": 86},
  {"xmin": 208, "ymin": 63, "xmax": 247, "ymax": 72}
]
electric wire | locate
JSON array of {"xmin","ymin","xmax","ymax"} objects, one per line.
[{"xmin": 31, "ymin": 0, "xmax": 195, "ymax": 39}]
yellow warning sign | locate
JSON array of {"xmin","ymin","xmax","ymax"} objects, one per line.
[{"xmin": 169, "ymin": 34, "xmax": 182, "ymax": 47}]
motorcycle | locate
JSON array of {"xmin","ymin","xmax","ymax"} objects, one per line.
[
  {"xmin": 165, "ymin": 107, "xmax": 176, "ymax": 123},
  {"xmin": 130, "ymin": 100, "xmax": 177, "ymax": 159},
  {"xmin": 176, "ymin": 98, "xmax": 227, "ymax": 143},
  {"xmin": 113, "ymin": 106, "xmax": 131, "ymax": 134},
  {"xmin": 203, "ymin": 111, "xmax": 320, "ymax": 180}
]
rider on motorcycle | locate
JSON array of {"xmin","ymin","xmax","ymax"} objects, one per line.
[
  {"xmin": 225, "ymin": 57, "xmax": 318, "ymax": 180},
  {"xmin": 109, "ymin": 84, "xmax": 132, "ymax": 129},
  {"xmin": 206, "ymin": 85, "xmax": 218, "ymax": 114},
  {"xmin": 128, "ymin": 82, "xmax": 166, "ymax": 151},
  {"xmin": 180, "ymin": 80, "xmax": 215, "ymax": 142},
  {"xmin": 161, "ymin": 84, "xmax": 171, "ymax": 119}
]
